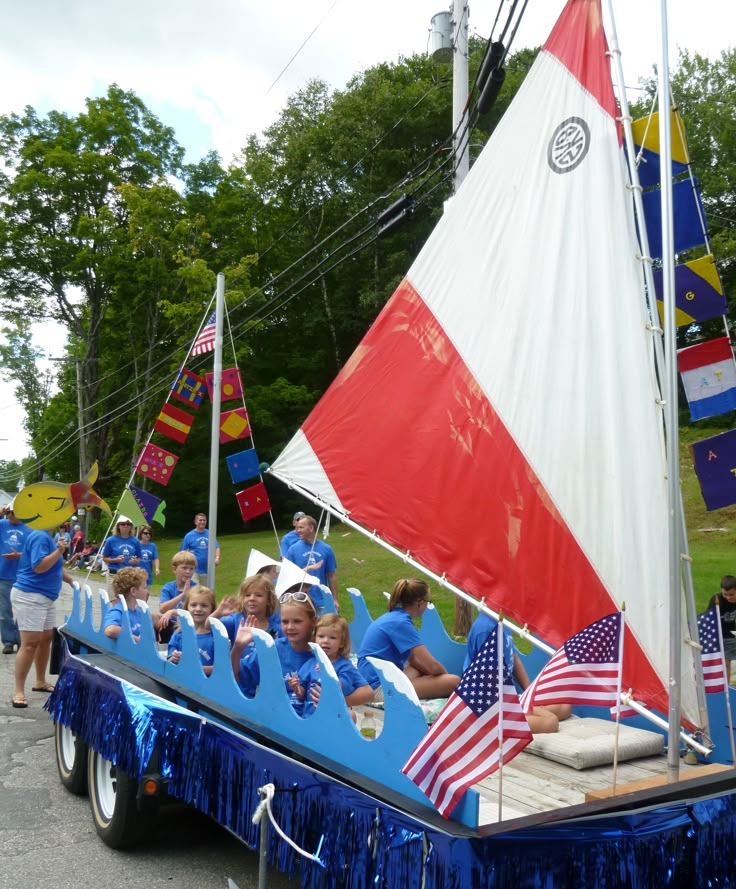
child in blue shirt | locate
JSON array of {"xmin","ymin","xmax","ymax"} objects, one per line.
[
  {"xmin": 295, "ymin": 614, "xmax": 373, "ymax": 718},
  {"xmin": 167, "ymin": 585, "xmax": 217, "ymax": 675},
  {"xmin": 219, "ymin": 574, "xmax": 281, "ymax": 645},
  {"xmin": 104, "ymin": 567, "xmax": 149, "ymax": 640},
  {"xmin": 231, "ymin": 587, "xmax": 317, "ymax": 714}
]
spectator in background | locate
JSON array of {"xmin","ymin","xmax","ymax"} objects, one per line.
[
  {"xmin": 280, "ymin": 511, "xmax": 306, "ymax": 557},
  {"xmin": 137, "ymin": 525, "xmax": 160, "ymax": 593},
  {"xmin": 0, "ymin": 502, "xmax": 31, "ymax": 654},
  {"xmin": 181, "ymin": 512, "xmax": 220, "ymax": 582},
  {"xmin": 285, "ymin": 515, "xmax": 339, "ymax": 610},
  {"xmin": 101, "ymin": 516, "xmax": 142, "ymax": 588}
]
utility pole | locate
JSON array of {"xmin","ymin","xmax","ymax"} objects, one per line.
[{"xmin": 451, "ymin": 0, "xmax": 470, "ymax": 193}]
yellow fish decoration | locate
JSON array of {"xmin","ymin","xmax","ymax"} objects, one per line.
[{"xmin": 12, "ymin": 462, "xmax": 111, "ymax": 530}]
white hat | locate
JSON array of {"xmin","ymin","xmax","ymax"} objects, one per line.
[
  {"xmin": 116, "ymin": 515, "xmax": 133, "ymax": 525},
  {"xmin": 275, "ymin": 558, "xmax": 319, "ymax": 597},
  {"xmin": 246, "ymin": 548, "xmax": 280, "ymax": 577}
]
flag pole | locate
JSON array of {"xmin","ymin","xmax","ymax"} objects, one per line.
[
  {"xmin": 714, "ymin": 600, "xmax": 736, "ymax": 767},
  {"xmin": 206, "ymin": 273, "xmax": 225, "ymax": 590},
  {"xmin": 611, "ymin": 607, "xmax": 626, "ymax": 794},
  {"xmin": 497, "ymin": 615, "xmax": 504, "ymax": 823}
]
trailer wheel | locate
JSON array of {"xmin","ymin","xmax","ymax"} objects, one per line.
[
  {"xmin": 88, "ymin": 749, "xmax": 156, "ymax": 848},
  {"xmin": 54, "ymin": 721, "xmax": 88, "ymax": 795}
]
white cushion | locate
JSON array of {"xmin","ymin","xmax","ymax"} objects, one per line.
[{"xmin": 525, "ymin": 717, "xmax": 665, "ymax": 770}]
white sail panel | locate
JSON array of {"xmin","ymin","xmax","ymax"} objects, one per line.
[{"xmin": 271, "ymin": 0, "xmax": 698, "ymax": 725}]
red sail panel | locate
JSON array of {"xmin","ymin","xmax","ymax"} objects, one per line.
[{"xmin": 300, "ymin": 279, "xmax": 667, "ymax": 715}]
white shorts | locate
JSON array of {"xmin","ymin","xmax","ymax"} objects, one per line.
[{"xmin": 10, "ymin": 588, "xmax": 57, "ymax": 632}]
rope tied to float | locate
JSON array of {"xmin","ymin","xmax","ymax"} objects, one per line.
[{"xmin": 253, "ymin": 783, "xmax": 325, "ymax": 866}]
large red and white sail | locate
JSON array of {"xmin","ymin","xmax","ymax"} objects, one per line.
[{"xmin": 271, "ymin": 0, "xmax": 698, "ymax": 722}]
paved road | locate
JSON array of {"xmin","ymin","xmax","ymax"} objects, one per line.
[{"xmin": 0, "ymin": 575, "xmax": 295, "ymax": 889}]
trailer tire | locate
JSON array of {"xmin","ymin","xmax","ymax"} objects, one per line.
[
  {"xmin": 88, "ymin": 749, "xmax": 156, "ymax": 848},
  {"xmin": 54, "ymin": 721, "xmax": 88, "ymax": 795}
]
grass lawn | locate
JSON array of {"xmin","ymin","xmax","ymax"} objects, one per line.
[{"xmin": 147, "ymin": 425, "xmax": 736, "ymax": 641}]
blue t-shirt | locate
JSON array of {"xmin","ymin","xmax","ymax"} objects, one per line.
[
  {"xmin": 167, "ymin": 629, "xmax": 215, "ymax": 667},
  {"xmin": 181, "ymin": 529, "xmax": 219, "ymax": 573},
  {"xmin": 357, "ymin": 609, "xmax": 422, "ymax": 690},
  {"xmin": 101, "ymin": 535, "xmax": 142, "ymax": 573},
  {"xmin": 280, "ymin": 530, "xmax": 300, "ymax": 557},
  {"xmin": 220, "ymin": 611, "xmax": 282, "ymax": 646},
  {"xmin": 13, "ymin": 529, "xmax": 63, "ymax": 600},
  {"xmin": 0, "ymin": 518, "xmax": 31, "ymax": 582},
  {"xmin": 463, "ymin": 612, "xmax": 515, "ymax": 673},
  {"xmin": 159, "ymin": 579, "xmax": 197, "ymax": 608},
  {"xmin": 103, "ymin": 601, "xmax": 142, "ymax": 638},
  {"xmin": 285, "ymin": 539, "xmax": 337, "ymax": 588},
  {"xmin": 139, "ymin": 542, "xmax": 159, "ymax": 585},
  {"xmin": 237, "ymin": 636, "xmax": 314, "ymax": 714},
  {"xmin": 298, "ymin": 655, "xmax": 370, "ymax": 718}
]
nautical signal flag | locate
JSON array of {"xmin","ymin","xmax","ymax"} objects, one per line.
[
  {"xmin": 220, "ymin": 408, "xmax": 250, "ymax": 444},
  {"xmin": 236, "ymin": 482, "xmax": 271, "ymax": 522},
  {"xmin": 206, "ymin": 367, "xmax": 244, "ymax": 403},
  {"xmin": 641, "ymin": 177, "xmax": 707, "ymax": 259},
  {"xmin": 154, "ymin": 402, "xmax": 193, "ymax": 444},
  {"xmin": 226, "ymin": 448, "xmax": 261, "ymax": 485},
  {"xmin": 171, "ymin": 368, "xmax": 207, "ymax": 408},
  {"xmin": 136, "ymin": 443, "xmax": 179, "ymax": 487},
  {"xmin": 677, "ymin": 337, "xmax": 736, "ymax": 421},
  {"xmin": 401, "ymin": 621, "xmax": 532, "ymax": 819},
  {"xmin": 630, "ymin": 108, "xmax": 689, "ymax": 188},
  {"xmin": 127, "ymin": 484, "xmax": 167, "ymax": 527},
  {"xmin": 654, "ymin": 254, "xmax": 727, "ymax": 328},
  {"xmin": 690, "ymin": 430, "xmax": 736, "ymax": 511},
  {"xmin": 191, "ymin": 312, "xmax": 216, "ymax": 356},
  {"xmin": 696, "ymin": 608, "xmax": 727, "ymax": 694}
]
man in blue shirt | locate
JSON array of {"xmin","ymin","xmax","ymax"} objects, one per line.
[
  {"xmin": 286, "ymin": 515, "xmax": 339, "ymax": 609},
  {"xmin": 280, "ymin": 511, "xmax": 305, "ymax": 557},
  {"xmin": 181, "ymin": 512, "xmax": 220, "ymax": 581},
  {"xmin": 0, "ymin": 503, "xmax": 30, "ymax": 653}
]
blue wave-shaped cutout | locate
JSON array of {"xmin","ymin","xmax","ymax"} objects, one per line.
[{"xmin": 64, "ymin": 583, "xmax": 480, "ymax": 827}]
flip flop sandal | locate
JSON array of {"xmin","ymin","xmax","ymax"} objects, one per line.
[
  {"xmin": 12, "ymin": 697, "xmax": 28, "ymax": 708},
  {"xmin": 31, "ymin": 684, "xmax": 55, "ymax": 693}
]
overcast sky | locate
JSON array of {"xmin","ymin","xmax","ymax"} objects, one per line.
[{"xmin": 0, "ymin": 0, "xmax": 731, "ymax": 466}]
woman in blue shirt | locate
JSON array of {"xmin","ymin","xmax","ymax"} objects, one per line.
[
  {"xmin": 357, "ymin": 578, "xmax": 459, "ymax": 701},
  {"xmin": 137, "ymin": 525, "xmax": 160, "ymax": 593}
]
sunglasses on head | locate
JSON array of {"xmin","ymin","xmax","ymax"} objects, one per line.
[{"xmin": 279, "ymin": 590, "xmax": 316, "ymax": 610}]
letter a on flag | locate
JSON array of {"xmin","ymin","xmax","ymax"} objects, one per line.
[
  {"xmin": 236, "ymin": 482, "xmax": 271, "ymax": 522},
  {"xmin": 678, "ymin": 337, "xmax": 736, "ymax": 421}
]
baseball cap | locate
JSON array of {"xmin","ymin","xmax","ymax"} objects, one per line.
[{"xmin": 293, "ymin": 511, "xmax": 306, "ymax": 520}]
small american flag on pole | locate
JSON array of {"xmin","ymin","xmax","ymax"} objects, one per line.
[
  {"xmin": 520, "ymin": 612, "xmax": 623, "ymax": 712},
  {"xmin": 697, "ymin": 607, "xmax": 727, "ymax": 694},
  {"xmin": 401, "ymin": 622, "xmax": 532, "ymax": 819},
  {"xmin": 191, "ymin": 312, "xmax": 216, "ymax": 356}
]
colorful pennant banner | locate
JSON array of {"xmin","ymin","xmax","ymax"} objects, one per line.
[
  {"xmin": 154, "ymin": 402, "xmax": 194, "ymax": 444},
  {"xmin": 136, "ymin": 443, "xmax": 179, "ymax": 486},
  {"xmin": 171, "ymin": 368, "xmax": 207, "ymax": 408},
  {"xmin": 678, "ymin": 337, "xmax": 736, "ymax": 421},
  {"xmin": 226, "ymin": 448, "xmax": 261, "ymax": 485},
  {"xmin": 641, "ymin": 177, "xmax": 707, "ymax": 259},
  {"xmin": 236, "ymin": 482, "xmax": 271, "ymax": 522},
  {"xmin": 630, "ymin": 109, "xmax": 690, "ymax": 188},
  {"xmin": 206, "ymin": 367, "xmax": 244, "ymax": 403},
  {"xmin": 128, "ymin": 484, "xmax": 167, "ymax": 527},
  {"xmin": 690, "ymin": 430, "xmax": 736, "ymax": 511},
  {"xmin": 654, "ymin": 254, "xmax": 727, "ymax": 328},
  {"xmin": 220, "ymin": 408, "xmax": 251, "ymax": 444}
]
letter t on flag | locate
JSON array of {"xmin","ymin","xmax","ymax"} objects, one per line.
[{"xmin": 235, "ymin": 482, "xmax": 271, "ymax": 522}]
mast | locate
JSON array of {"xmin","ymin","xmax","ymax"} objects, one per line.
[
  {"xmin": 656, "ymin": 0, "xmax": 683, "ymax": 782},
  {"xmin": 206, "ymin": 272, "xmax": 225, "ymax": 589}
]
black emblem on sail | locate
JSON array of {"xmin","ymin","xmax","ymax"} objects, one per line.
[{"xmin": 547, "ymin": 117, "xmax": 591, "ymax": 174}]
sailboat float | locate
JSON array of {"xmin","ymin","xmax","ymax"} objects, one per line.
[{"xmin": 47, "ymin": 0, "xmax": 736, "ymax": 885}]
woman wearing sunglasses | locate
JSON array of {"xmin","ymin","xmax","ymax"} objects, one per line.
[
  {"xmin": 231, "ymin": 586, "xmax": 317, "ymax": 715},
  {"xmin": 137, "ymin": 525, "xmax": 160, "ymax": 595},
  {"xmin": 357, "ymin": 578, "xmax": 460, "ymax": 701}
]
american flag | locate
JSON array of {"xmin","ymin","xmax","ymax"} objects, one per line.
[
  {"xmin": 697, "ymin": 607, "xmax": 727, "ymax": 694},
  {"xmin": 401, "ymin": 623, "xmax": 532, "ymax": 819},
  {"xmin": 520, "ymin": 612, "xmax": 623, "ymax": 713},
  {"xmin": 191, "ymin": 312, "xmax": 216, "ymax": 356}
]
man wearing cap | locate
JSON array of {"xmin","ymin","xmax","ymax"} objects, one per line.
[
  {"xmin": 286, "ymin": 515, "xmax": 339, "ymax": 610},
  {"xmin": 101, "ymin": 516, "xmax": 142, "ymax": 587},
  {"xmin": 280, "ymin": 511, "xmax": 306, "ymax": 557},
  {"xmin": 181, "ymin": 512, "xmax": 220, "ymax": 582},
  {"xmin": 0, "ymin": 503, "xmax": 30, "ymax": 653}
]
